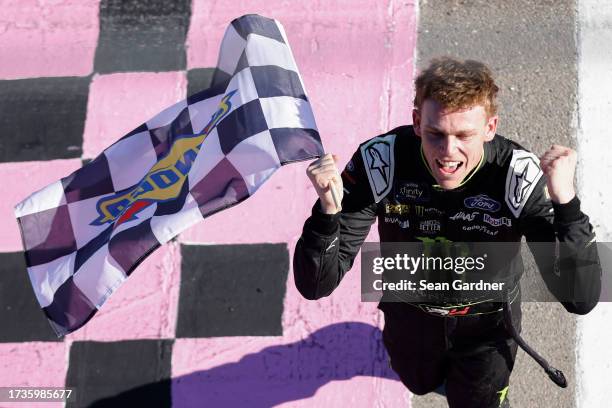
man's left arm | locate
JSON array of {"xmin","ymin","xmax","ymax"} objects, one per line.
[{"xmin": 521, "ymin": 145, "xmax": 602, "ymax": 315}]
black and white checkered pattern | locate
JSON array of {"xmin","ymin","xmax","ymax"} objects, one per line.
[{"xmin": 14, "ymin": 14, "xmax": 323, "ymax": 337}]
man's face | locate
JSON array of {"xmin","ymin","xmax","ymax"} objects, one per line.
[{"xmin": 412, "ymin": 99, "xmax": 498, "ymax": 190}]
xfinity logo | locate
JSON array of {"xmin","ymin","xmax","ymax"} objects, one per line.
[
  {"xmin": 464, "ymin": 194, "xmax": 501, "ymax": 212},
  {"xmin": 396, "ymin": 182, "xmax": 430, "ymax": 203}
]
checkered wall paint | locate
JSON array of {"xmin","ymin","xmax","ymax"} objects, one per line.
[{"xmin": 0, "ymin": 1, "xmax": 415, "ymax": 406}]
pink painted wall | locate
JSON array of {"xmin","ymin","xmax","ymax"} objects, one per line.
[
  {"xmin": 0, "ymin": 0, "xmax": 100, "ymax": 79},
  {"xmin": 0, "ymin": 342, "xmax": 67, "ymax": 408},
  {"xmin": 82, "ymin": 72, "xmax": 188, "ymax": 159},
  {"xmin": 0, "ymin": 0, "xmax": 417, "ymax": 406}
]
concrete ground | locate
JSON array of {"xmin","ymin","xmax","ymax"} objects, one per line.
[{"xmin": 413, "ymin": 1, "xmax": 578, "ymax": 407}]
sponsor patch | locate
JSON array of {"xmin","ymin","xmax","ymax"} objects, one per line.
[
  {"xmin": 449, "ymin": 211, "xmax": 479, "ymax": 222},
  {"xmin": 462, "ymin": 224, "xmax": 499, "ymax": 236},
  {"xmin": 448, "ymin": 306, "xmax": 471, "ymax": 316},
  {"xmin": 505, "ymin": 150, "xmax": 543, "ymax": 218},
  {"xmin": 483, "ymin": 214, "xmax": 512, "ymax": 227},
  {"xmin": 395, "ymin": 181, "xmax": 430, "ymax": 203},
  {"xmin": 385, "ymin": 203, "xmax": 410, "ymax": 215},
  {"xmin": 384, "ymin": 216, "xmax": 410, "ymax": 229},
  {"xmin": 360, "ymin": 134, "xmax": 396, "ymax": 202},
  {"xmin": 419, "ymin": 219, "xmax": 441, "ymax": 234},
  {"xmin": 422, "ymin": 306, "xmax": 450, "ymax": 316},
  {"xmin": 415, "ymin": 206, "xmax": 444, "ymax": 217},
  {"xmin": 464, "ymin": 194, "xmax": 501, "ymax": 213}
]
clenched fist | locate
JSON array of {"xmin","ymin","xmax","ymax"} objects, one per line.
[
  {"xmin": 307, "ymin": 153, "xmax": 343, "ymax": 214},
  {"xmin": 539, "ymin": 144, "xmax": 577, "ymax": 204}
]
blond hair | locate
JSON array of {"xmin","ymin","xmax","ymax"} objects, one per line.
[{"xmin": 414, "ymin": 57, "xmax": 499, "ymax": 117}]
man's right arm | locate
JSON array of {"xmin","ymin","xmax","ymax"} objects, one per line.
[{"xmin": 293, "ymin": 152, "xmax": 377, "ymax": 300}]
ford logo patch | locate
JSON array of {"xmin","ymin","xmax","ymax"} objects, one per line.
[{"xmin": 464, "ymin": 194, "xmax": 501, "ymax": 212}]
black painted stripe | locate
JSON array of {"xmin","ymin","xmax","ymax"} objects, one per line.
[
  {"xmin": 0, "ymin": 76, "xmax": 89, "ymax": 162},
  {"xmin": 0, "ymin": 252, "xmax": 62, "ymax": 342},
  {"xmin": 176, "ymin": 243, "xmax": 288, "ymax": 338},
  {"xmin": 66, "ymin": 340, "xmax": 173, "ymax": 407},
  {"xmin": 94, "ymin": 0, "xmax": 191, "ymax": 73}
]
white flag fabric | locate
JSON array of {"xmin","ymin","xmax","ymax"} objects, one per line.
[{"xmin": 14, "ymin": 14, "xmax": 323, "ymax": 336}]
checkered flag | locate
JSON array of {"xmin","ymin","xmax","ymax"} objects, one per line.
[{"xmin": 14, "ymin": 14, "xmax": 323, "ymax": 337}]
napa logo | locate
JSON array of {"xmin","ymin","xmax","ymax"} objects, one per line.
[{"xmin": 91, "ymin": 89, "xmax": 238, "ymax": 227}]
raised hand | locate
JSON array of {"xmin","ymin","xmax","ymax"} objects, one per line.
[
  {"xmin": 306, "ymin": 153, "xmax": 343, "ymax": 214},
  {"xmin": 540, "ymin": 144, "xmax": 577, "ymax": 204}
]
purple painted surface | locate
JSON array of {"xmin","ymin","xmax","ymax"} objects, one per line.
[{"xmin": 171, "ymin": 323, "xmax": 407, "ymax": 408}]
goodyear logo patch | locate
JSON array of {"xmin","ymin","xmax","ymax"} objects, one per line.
[{"xmin": 91, "ymin": 90, "xmax": 238, "ymax": 227}]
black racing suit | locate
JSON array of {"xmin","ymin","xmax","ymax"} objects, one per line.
[{"xmin": 293, "ymin": 125, "xmax": 601, "ymax": 408}]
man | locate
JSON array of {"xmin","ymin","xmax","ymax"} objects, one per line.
[{"xmin": 293, "ymin": 57, "xmax": 601, "ymax": 407}]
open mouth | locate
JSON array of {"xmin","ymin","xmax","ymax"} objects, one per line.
[{"xmin": 435, "ymin": 159, "xmax": 463, "ymax": 175}]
